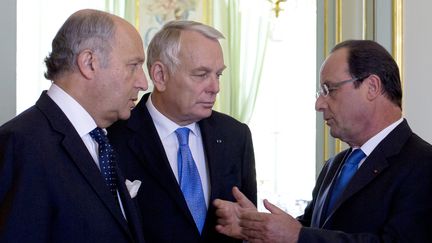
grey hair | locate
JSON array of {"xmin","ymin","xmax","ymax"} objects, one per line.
[
  {"xmin": 146, "ymin": 20, "xmax": 224, "ymax": 75},
  {"xmin": 44, "ymin": 9, "xmax": 116, "ymax": 80}
]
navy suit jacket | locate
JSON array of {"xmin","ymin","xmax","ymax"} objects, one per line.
[
  {"xmin": 297, "ymin": 120, "xmax": 432, "ymax": 242},
  {"xmin": 108, "ymin": 93, "xmax": 257, "ymax": 243},
  {"xmin": 0, "ymin": 92, "xmax": 145, "ymax": 243}
]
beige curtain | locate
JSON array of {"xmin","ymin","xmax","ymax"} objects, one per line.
[{"xmin": 211, "ymin": 0, "xmax": 271, "ymax": 123}]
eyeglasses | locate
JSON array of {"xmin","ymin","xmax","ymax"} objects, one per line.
[{"xmin": 316, "ymin": 75, "xmax": 368, "ymax": 98}]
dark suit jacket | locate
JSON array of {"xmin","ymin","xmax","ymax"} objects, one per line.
[
  {"xmin": 0, "ymin": 92, "xmax": 145, "ymax": 243},
  {"xmin": 297, "ymin": 119, "xmax": 432, "ymax": 242},
  {"xmin": 108, "ymin": 93, "xmax": 257, "ymax": 243}
]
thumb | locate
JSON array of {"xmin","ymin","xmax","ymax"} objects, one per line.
[
  {"xmin": 263, "ymin": 199, "xmax": 285, "ymax": 215},
  {"xmin": 232, "ymin": 186, "xmax": 256, "ymax": 209}
]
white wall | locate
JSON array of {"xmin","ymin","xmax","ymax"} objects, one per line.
[
  {"xmin": 404, "ymin": 0, "xmax": 432, "ymax": 143},
  {"xmin": 0, "ymin": 0, "xmax": 16, "ymax": 125}
]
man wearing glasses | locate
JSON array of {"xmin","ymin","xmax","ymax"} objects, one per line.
[{"xmin": 213, "ymin": 40, "xmax": 432, "ymax": 242}]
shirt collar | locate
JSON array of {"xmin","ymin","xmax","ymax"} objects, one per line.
[
  {"xmin": 359, "ymin": 117, "xmax": 404, "ymax": 156},
  {"xmin": 47, "ymin": 83, "xmax": 97, "ymax": 137},
  {"xmin": 146, "ymin": 93, "xmax": 198, "ymax": 138}
]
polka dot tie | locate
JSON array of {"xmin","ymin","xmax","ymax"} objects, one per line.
[
  {"xmin": 89, "ymin": 127, "xmax": 118, "ymax": 197},
  {"xmin": 175, "ymin": 127, "xmax": 207, "ymax": 234}
]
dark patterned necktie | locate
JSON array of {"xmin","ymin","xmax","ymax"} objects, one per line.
[
  {"xmin": 89, "ymin": 127, "xmax": 118, "ymax": 197},
  {"xmin": 175, "ymin": 127, "xmax": 207, "ymax": 234}
]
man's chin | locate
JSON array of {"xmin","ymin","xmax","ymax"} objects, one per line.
[
  {"xmin": 329, "ymin": 129, "xmax": 341, "ymax": 140},
  {"xmin": 196, "ymin": 109, "xmax": 213, "ymax": 120},
  {"xmin": 118, "ymin": 110, "xmax": 132, "ymax": 121},
  {"xmin": 204, "ymin": 108, "xmax": 213, "ymax": 116}
]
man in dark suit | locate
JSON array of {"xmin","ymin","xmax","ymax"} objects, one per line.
[
  {"xmin": 213, "ymin": 40, "xmax": 432, "ymax": 242},
  {"xmin": 0, "ymin": 9, "xmax": 148, "ymax": 243},
  {"xmin": 108, "ymin": 21, "xmax": 257, "ymax": 243}
]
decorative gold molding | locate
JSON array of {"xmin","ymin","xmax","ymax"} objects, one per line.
[
  {"xmin": 323, "ymin": 0, "xmax": 329, "ymax": 161},
  {"xmin": 334, "ymin": 0, "xmax": 343, "ymax": 154},
  {"xmin": 392, "ymin": 0, "xmax": 404, "ymax": 93},
  {"xmin": 336, "ymin": 0, "xmax": 342, "ymax": 43},
  {"xmin": 335, "ymin": 138, "xmax": 342, "ymax": 154}
]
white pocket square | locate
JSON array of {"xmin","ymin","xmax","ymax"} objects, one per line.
[{"xmin": 125, "ymin": 179, "xmax": 141, "ymax": 198}]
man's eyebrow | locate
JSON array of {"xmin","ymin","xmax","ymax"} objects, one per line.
[
  {"xmin": 218, "ymin": 65, "xmax": 227, "ymax": 72},
  {"xmin": 128, "ymin": 57, "xmax": 145, "ymax": 63},
  {"xmin": 191, "ymin": 66, "xmax": 211, "ymax": 72}
]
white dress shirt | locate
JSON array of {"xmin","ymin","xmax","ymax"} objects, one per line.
[
  {"xmin": 47, "ymin": 84, "xmax": 99, "ymax": 163},
  {"xmin": 47, "ymin": 84, "xmax": 127, "ymax": 218},
  {"xmin": 146, "ymin": 94, "xmax": 210, "ymax": 207}
]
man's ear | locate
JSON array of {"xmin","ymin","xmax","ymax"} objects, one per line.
[
  {"xmin": 366, "ymin": 74, "xmax": 382, "ymax": 100},
  {"xmin": 150, "ymin": 61, "xmax": 169, "ymax": 92},
  {"xmin": 77, "ymin": 49, "xmax": 96, "ymax": 79}
]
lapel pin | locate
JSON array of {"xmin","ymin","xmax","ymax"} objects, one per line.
[{"xmin": 373, "ymin": 169, "xmax": 379, "ymax": 174}]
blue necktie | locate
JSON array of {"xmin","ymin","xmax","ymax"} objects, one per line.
[
  {"xmin": 89, "ymin": 127, "xmax": 118, "ymax": 197},
  {"xmin": 175, "ymin": 127, "xmax": 207, "ymax": 234},
  {"xmin": 326, "ymin": 149, "xmax": 366, "ymax": 217}
]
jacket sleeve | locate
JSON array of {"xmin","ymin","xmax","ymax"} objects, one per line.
[{"xmin": 240, "ymin": 124, "xmax": 257, "ymax": 206}]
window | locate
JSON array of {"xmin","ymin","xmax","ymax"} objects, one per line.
[{"xmin": 249, "ymin": 0, "xmax": 316, "ymax": 216}]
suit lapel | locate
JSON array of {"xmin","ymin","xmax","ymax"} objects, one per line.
[
  {"xmin": 126, "ymin": 94, "xmax": 195, "ymax": 225},
  {"xmin": 199, "ymin": 118, "xmax": 225, "ymax": 202},
  {"xmin": 322, "ymin": 120, "xmax": 412, "ymax": 228},
  {"xmin": 322, "ymin": 151, "xmax": 389, "ymax": 226},
  {"xmin": 116, "ymin": 168, "xmax": 146, "ymax": 243},
  {"xmin": 339, "ymin": 151, "xmax": 389, "ymax": 202},
  {"xmin": 311, "ymin": 151, "xmax": 348, "ymax": 227},
  {"xmin": 197, "ymin": 117, "xmax": 227, "ymax": 235},
  {"xmin": 36, "ymin": 92, "xmax": 134, "ymax": 241}
]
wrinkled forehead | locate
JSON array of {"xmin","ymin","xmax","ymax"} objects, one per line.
[{"xmin": 178, "ymin": 30, "xmax": 224, "ymax": 65}]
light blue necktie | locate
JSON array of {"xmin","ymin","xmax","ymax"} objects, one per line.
[
  {"xmin": 325, "ymin": 149, "xmax": 366, "ymax": 217},
  {"xmin": 175, "ymin": 127, "xmax": 207, "ymax": 234},
  {"xmin": 89, "ymin": 127, "xmax": 118, "ymax": 197}
]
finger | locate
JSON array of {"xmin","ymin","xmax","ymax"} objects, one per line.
[
  {"xmin": 241, "ymin": 210, "xmax": 266, "ymax": 222},
  {"xmin": 216, "ymin": 221, "xmax": 246, "ymax": 239},
  {"xmin": 242, "ymin": 228, "xmax": 264, "ymax": 241},
  {"xmin": 216, "ymin": 224, "xmax": 241, "ymax": 238},
  {"xmin": 239, "ymin": 219, "xmax": 260, "ymax": 231},
  {"xmin": 232, "ymin": 186, "xmax": 256, "ymax": 208},
  {"xmin": 213, "ymin": 200, "xmax": 234, "ymax": 216},
  {"xmin": 263, "ymin": 199, "xmax": 286, "ymax": 215},
  {"xmin": 215, "ymin": 224, "xmax": 230, "ymax": 235},
  {"xmin": 214, "ymin": 207, "xmax": 227, "ymax": 218},
  {"xmin": 212, "ymin": 198, "xmax": 224, "ymax": 208},
  {"xmin": 215, "ymin": 213, "xmax": 228, "ymax": 223},
  {"xmin": 242, "ymin": 219, "xmax": 267, "ymax": 233}
]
